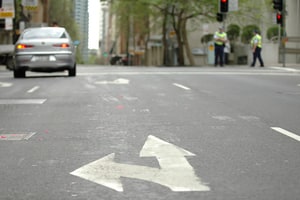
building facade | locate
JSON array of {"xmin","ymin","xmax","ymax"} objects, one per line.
[{"xmin": 74, "ymin": 0, "xmax": 89, "ymax": 63}]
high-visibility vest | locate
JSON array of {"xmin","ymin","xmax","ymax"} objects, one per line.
[
  {"xmin": 256, "ymin": 34, "xmax": 262, "ymax": 48},
  {"xmin": 251, "ymin": 34, "xmax": 262, "ymax": 48},
  {"xmin": 214, "ymin": 31, "xmax": 227, "ymax": 45}
]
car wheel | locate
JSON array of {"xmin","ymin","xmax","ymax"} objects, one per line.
[
  {"xmin": 13, "ymin": 69, "xmax": 26, "ymax": 78},
  {"xmin": 68, "ymin": 64, "xmax": 76, "ymax": 77}
]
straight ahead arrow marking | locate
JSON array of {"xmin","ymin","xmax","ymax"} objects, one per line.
[{"xmin": 70, "ymin": 135, "xmax": 210, "ymax": 192}]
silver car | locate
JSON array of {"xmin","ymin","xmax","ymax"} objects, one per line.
[{"xmin": 13, "ymin": 27, "xmax": 78, "ymax": 78}]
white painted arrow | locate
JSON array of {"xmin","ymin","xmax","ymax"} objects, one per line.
[
  {"xmin": 0, "ymin": 82, "xmax": 13, "ymax": 87},
  {"xmin": 70, "ymin": 135, "xmax": 210, "ymax": 192},
  {"xmin": 95, "ymin": 78, "xmax": 130, "ymax": 85}
]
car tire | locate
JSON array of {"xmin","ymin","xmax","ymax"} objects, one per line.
[
  {"xmin": 68, "ymin": 64, "xmax": 76, "ymax": 77},
  {"xmin": 13, "ymin": 69, "xmax": 26, "ymax": 78},
  {"xmin": 6, "ymin": 56, "xmax": 14, "ymax": 71}
]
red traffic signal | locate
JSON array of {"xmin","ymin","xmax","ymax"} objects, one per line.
[
  {"xmin": 276, "ymin": 13, "xmax": 283, "ymax": 25},
  {"xmin": 220, "ymin": 0, "xmax": 228, "ymax": 13}
]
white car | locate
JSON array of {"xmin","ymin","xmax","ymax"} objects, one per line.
[{"xmin": 13, "ymin": 27, "xmax": 79, "ymax": 78}]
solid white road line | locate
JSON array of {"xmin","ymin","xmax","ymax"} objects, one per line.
[
  {"xmin": 173, "ymin": 83, "xmax": 191, "ymax": 90},
  {"xmin": 271, "ymin": 127, "xmax": 300, "ymax": 142},
  {"xmin": 27, "ymin": 86, "xmax": 40, "ymax": 93}
]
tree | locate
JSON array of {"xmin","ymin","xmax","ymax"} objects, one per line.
[
  {"xmin": 49, "ymin": 0, "xmax": 82, "ymax": 63},
  {"xmin": 266, "ymin": 26, "xmax": 283, "ymax": 42},
  {"xmin": 241, "ymin": 24, "xmax": 260, "ymax": 44},
  {"xmin": 226, "ymin": 24, "xmax": 240, "ymax": 41},
  {"xmin": 148, "ymin": 0, "xmax": 218, "ymax": 66},
  {"xmin": 112, "ymin": 0, "xmax": 219, "ymax": 66},
  {"xmin": 112, "ymin": 0, "xmax": 152, "ymax": 65},
  {"xmin": 112, "ymin": 0, "xmax": 269, "ymax": 66}
]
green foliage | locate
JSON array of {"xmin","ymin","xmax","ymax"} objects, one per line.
[
  {"xmin": 49, "ymin": 0, "xmax": 78, "ymax": 38},
  {"xmin": 112, "ymin": 0, "xmax": 221, "ymax": 66},
  {"xmin": 266, "ymin": 26, "xmax": 283, "ymax": 41},
  {"xmin": 201, "ymin": 34, "xmax": 213, "ymax": 44},
  {"xmin": 226, "ymin": 24, "xmax": 240, "ymax": 41},
  {"xmin": 241, "ymin": 24, "xmax": 260, "ymax": 44},
  {"xmin": 49, "ymin": 0, "xmax": 81, "ymax": 63}
]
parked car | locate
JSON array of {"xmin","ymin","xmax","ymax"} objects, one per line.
[{"xmin": 13, "ymin": 27, "xmax": 79, "ymax": 78}]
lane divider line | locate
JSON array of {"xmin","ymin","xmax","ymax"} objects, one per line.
[
  {"xmin": 271, "ymin": 127, "xmax": 300, "ymax": 142},
  {"xmin": 173, "ymin": 83, "xmax": 191, "ymax": 90},
  {"xmin": 0, "ymin": 99, "xmax": 47, "ymax": 104},
  {"xmin": 27, "ymin": 86, "xmax": 40, "ymax": 93}
]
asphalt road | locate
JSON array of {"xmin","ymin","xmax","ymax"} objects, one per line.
[{"xmin": 0, "ymin": 65, "xmax": 299, "ymax": 200}]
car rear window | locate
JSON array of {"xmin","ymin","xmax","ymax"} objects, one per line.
[{"xmin": 22, "ymin": 28, "xmax": 67, "ymax": 39}]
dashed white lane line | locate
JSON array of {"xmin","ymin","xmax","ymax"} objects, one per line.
[
  {"xmin": 0, "ymin": 99, "xmax": 46, "ymax": 104},
  {"xmin": 271, "ymin": 127, "xmax": 300, "ymax": 142},
  {"xmin": 0, "ymin": 82, "xmax": 13, "ymax": 87},
  {"xmin": 173, "ymin": 83, "xmax": 191, "ymax": 90},
  {"xmin": 27, "ymin": 86, "xmax": 40, "ymax": 93}
]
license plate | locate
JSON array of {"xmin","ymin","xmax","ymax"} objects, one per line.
[{"xmin": 32, "ymin": 56, "xmax": 49, "ymax": 62}]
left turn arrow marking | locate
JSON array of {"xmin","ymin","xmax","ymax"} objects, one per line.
[{"xmin": 70, "ymin": 135, "xmax": 210, "ymax": 192}]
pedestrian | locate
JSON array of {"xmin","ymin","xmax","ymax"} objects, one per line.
[
  {"xmin": 250, "ymin": 30, "xmax": 264, "ymax": 67},
  {"xmin": 224, "ymin": 40, "xmax": 231, "ymax": 65},
  {"xmin": 214, "ymin": 26, "xmax": 227, "ymax": 67},
  {"xmin": 52, "ymin": 21, "xmax": 59, "ymax": 27}
]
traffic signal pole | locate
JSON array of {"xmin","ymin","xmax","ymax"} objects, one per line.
[
  {"xmin": 282, "ymin": 0, "xmax": 286, "ymax": 67},
  {"xmin": 273, "ymin": 0, "xmax": 286, "ymax": 66}
]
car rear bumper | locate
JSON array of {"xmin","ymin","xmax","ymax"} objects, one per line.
[{"xmin": 14, "ymin": 53, "xmax": 75, "ymax": 72}]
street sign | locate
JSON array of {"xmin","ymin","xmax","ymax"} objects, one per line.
[
  {"xmin": 71, "ymin": 135, "xmax": 210, "ymax": 192},
  {"xmin": 229, "ymin": 0, "xmax": 238, "ymax": 11},
  {"xmin": 0, "ymin": 0, "xmax": 15, "ymax": 19},
  {"xmin": 22, "ymin": 0, "xmax": 38, "ymax": 10}
]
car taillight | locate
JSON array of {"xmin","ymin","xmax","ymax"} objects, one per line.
[
  {"xmin": 53, "ymin": 43, "xmax": 70, "ymax": 48},
  {"xmin": 17, "ymin": 44, "xmax": 33, "ymax": 49}
]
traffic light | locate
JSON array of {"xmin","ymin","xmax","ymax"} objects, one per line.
[
  {"xmin": 273, "ymin": 0, "xmax": 283, "ymax": 11},
  {"xmin": 216, "ymin": 13, "xmax": 223, "ymax": 22},
  {"xmin": 220, "ymin": 0, "xmax": 228, "ymax": 13},
  {"xmin": 276, "ymin": 12, "xmax": 283, "ymax": 25}
]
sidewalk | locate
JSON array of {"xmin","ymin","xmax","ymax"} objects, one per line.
[
  {"xmin": 0, "ymin": 65, "xmax": 8, "ymax": 72},
  {"xmin": 268, "ymin": 63, "xmax": 300, "ymax": 68},
  {"xmin": 0, "ymin": 65, "xmax": 10, "ymax": 72},
  {"xmin": 1, "ymin": 63, "xmax": 299, "ymax": 72}
]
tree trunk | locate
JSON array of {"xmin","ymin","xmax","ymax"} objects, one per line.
[
  {"xmin": 162, "ymin": 8, "xmax": 169, "ymax": 66},
  {"xmin": 182, "ymin": 19, "xmax": 195, "ymax": 66},
  {"xmin": 175, "ymin": 17, "xmax": 185, "ymax": 66}
]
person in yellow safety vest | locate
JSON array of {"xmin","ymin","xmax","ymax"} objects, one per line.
[
  {"xmin": 250, "ymin": 30, "xmax": 264, "ymax": 67},
  {"xmin": 214, "ymin": 26, "xmax": 227, "ymax": 67}
]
